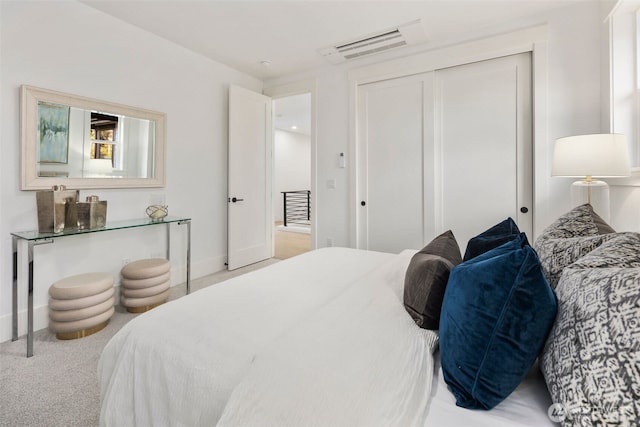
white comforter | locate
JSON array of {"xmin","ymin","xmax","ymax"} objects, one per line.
[
  {"xmin": 98, "ymin": 248, "xmax": 438, "ymax": 426},
  {"xmin": 217, "ymin": 251, "xmax": 438, "ymax": 426}
]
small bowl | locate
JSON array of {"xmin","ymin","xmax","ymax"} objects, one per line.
[{"xmin": 146, "ymin": 205, "xmax": 168, "ymax": 221}]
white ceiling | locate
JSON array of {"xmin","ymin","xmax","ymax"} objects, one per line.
[
  {"xmin": 80, "ymin": 0, "xmax": 582, "ymax": 81},
  {"xmin": 79, "ymin": 0, "xmax": 584, "ymax": 136}
]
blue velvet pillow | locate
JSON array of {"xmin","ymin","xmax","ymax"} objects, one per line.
[
  {"xmin": 439, "ymin": 234, "xmax": 557, "ymax": 410},
  {"xmin": 463, "ymin": 217, "xmax": 520, "ymax": 261}
]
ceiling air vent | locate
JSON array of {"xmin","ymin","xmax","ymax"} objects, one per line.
[{"xmin": 319, "ymin": 20, "xmax": 427, "ymax": 64}]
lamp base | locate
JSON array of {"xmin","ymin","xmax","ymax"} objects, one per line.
[{"xmin": 570, "ymin": 180, "xmax": 610, "ymax": 222}]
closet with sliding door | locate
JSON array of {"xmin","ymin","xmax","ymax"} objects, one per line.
[{"xmin": 356, "ymin": 52, "xmax": 533, "ymax": 253}]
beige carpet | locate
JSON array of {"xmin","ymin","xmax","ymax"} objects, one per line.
[{"xmin": 0, "ymin": 258, "xmax": 278, "ymax": 427}]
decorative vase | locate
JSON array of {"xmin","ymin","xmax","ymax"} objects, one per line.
[
  {"xmin": 36, "ymin": 185, "xmax": 79, "ymax": 233},
  {"xmin": 76, "ymin": 195, "xmax": 108, "ymax": 229}
]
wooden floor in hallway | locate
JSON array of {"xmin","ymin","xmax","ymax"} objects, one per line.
[{"xmin": 274, "ymin": 222, "xmax": 311, "ymax": 260}]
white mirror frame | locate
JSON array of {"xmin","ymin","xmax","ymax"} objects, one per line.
[{"xmin": 20, "ymin": 85, "xmax": 166, "ymax": 190}]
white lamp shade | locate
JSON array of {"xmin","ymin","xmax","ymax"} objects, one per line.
[{"xmin": 551, "ymin": 133, "xmax": 630, "ymax": 178}]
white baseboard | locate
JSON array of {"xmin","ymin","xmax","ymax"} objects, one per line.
[
  {"xmin": 0, "ymin": 255, "xmax": 228, "ymax": 344},
  {"xmin": 0, "ymin": 304, "xmax": 49, "ymax": 345},
  {"xmin": 174, "ymin": 255, "xmax": 227, "ymax": 285}
]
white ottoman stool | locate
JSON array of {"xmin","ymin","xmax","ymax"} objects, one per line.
[
  {"xmin": 48, "ymin": 272, "xmax": 115, "ymax": 340},
  {"xmin": 120, "ymin": 258, "xmax": 171, "ymax": 313}
]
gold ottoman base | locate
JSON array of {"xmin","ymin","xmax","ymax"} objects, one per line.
[
  {"xmin": 55, "ymin": 319, "xmax": 110, "ymax": 340},
  {"xmin": 126, "ymin": 301, "xmax": 165, "ymax": 313}
]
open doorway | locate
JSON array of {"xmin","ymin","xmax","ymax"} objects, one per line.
[{"xmin": 273, "ymin": 93, "xmax": 312, "ymax": 259}]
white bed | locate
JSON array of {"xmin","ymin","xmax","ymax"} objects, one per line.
[{"xmin": 98, "ymin": 247, "xmax": 555, "ymax": 426}]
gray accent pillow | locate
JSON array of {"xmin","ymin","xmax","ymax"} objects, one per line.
[
  {"xmin": 533, "ymin": 234, "xmax": 618, "ymax": 289},
  {"xmin": 536, "ymin": 203, "xmax": 605, "ymax": 240},
  {"xmin": 403, "ymin": 230, "xmax": 462, "ymax": 330},
  {"xmin": 592, "ymin": 210, "xmax": 616, "ymax": 234},
  {"xmin": 570, "ymin": 232, "xmax": 640, "ymax": 269},
  {"xmin": 534, "ymin": 204, "xmax": 617, "ymax": 288},
  {"xmin": 540, "ymin": 232, "xmax": 640, "ymax": 426}
]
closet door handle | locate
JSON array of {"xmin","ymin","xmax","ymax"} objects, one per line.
[{"xmin": 230, "ymin": 197, "xmax": 244, "ymax": 203}]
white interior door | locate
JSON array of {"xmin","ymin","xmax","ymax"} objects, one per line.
[
  {"xmin": 356, "ymin": 53, "xmax": 532, "ymax": 252},
  {"xmin": 228, "ymin": 85, "xmax": 272, "ymax": 270}
]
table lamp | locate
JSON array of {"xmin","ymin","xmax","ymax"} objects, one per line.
[{"xmin": 551, "ymin": 133, "xmax": 630, "ymax": 222}]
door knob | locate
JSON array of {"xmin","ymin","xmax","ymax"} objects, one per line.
[
  {"xmin": 361, "ymin": 201, "xmax": 366, "ymax": 206},
  {"xmin": 520, "ymin": 207, "xmax": 529, "ymax": 213},
  {"xmin": 230, "ymin": 197, "xmax": 244, "ymax": 203}
]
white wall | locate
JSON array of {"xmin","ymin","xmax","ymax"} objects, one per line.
[
  {"xmin": 606, "ymin": 1, "xmax": 640, "ymax": 232},
  {"xmin": 273, "ymin": 130, "xmax": 311, "ymax": 222},
  {"xmin": 3, "ymin": 0, "xmax": 633, "ymax": 343},
  {"xmin": 0, "ymin": 1, "xmax": 262, "ymax": 342},
  {"xmin": 266, "ymin": 1, "xmax": 620, "ymax": 249}
]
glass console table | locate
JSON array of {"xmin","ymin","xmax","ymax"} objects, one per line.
[{"xmin": 11, "ymin": 216, "xmax": 191, "ymax": 357}]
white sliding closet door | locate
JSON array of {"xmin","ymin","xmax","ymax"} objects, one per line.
[
  {"xmin": 356, "ymin": 53, "xmax": 532, "ymax": 253},
  {"xmin": 434, "ymin": 53, "xmax": 532, "ymax": 247},
  {"xmin": 356, "ymin": 73, "xmax": 431, "ymax": 253}
]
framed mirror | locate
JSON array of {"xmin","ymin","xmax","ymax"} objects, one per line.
[{"xmin": 20, "ymin": 85, "xmax": 166, "ymax": 190}]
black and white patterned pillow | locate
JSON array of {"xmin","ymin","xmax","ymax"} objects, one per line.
[
  {"xmin": 534, "ymin": 204, "xmax": 617, "ymax": 288},
  {"xmin": 571, "ymin": 232, "xmax": 640, "ymax": 269},
  {"xmin": 537, "ymin": 204, "xmax": 602, "ymax": 240},
  {"xmin": 540, "ymin": 232, "xmax": 640, "ymax": 426},
  {"xmin": 534, "ymin": 234, "xmax": 619, "ymax": 289}
]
